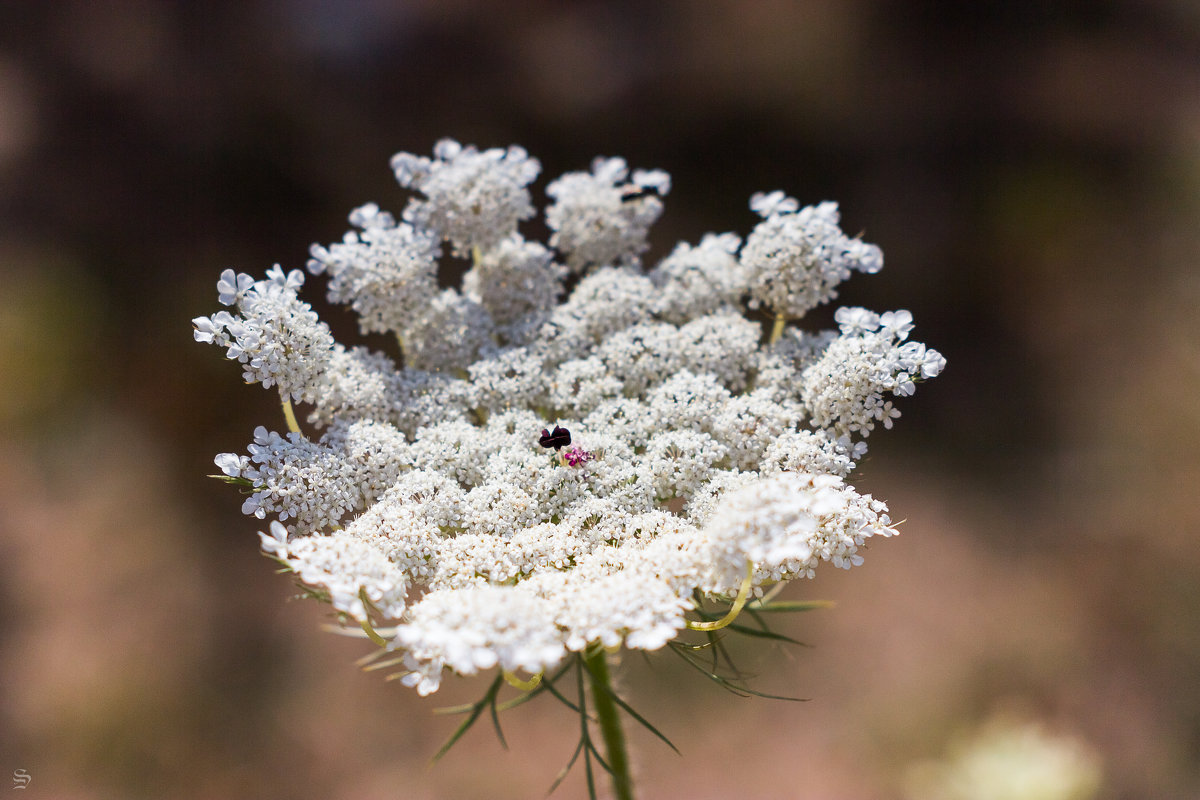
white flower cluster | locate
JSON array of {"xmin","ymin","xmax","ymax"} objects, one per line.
[
  {"xmin": 391, "ymin": 139, "xmax": 540, "ymax": 256},
  {"xmin": 214, "ymin": 420, "xmax": 408, "ymax": 531},
  {"xmin": 903, "ymin": 714, "xmax": 1103, "ymax": 800},
  {"xmin": 742, "ymin": 194, "xmax": 884, "ymax": 319},
  {"xmin": 546, "ymin": 156, "xmax": 670, "ymax": 272},
  {"xmin": 195, "ymin": 138, "xmax": 944, "ymax": 694},
  {"xmin": 802, "ymin": 307, "xmax": 948, "ymax": 438},
  {"xmin": 193, "ymin": 266, "xmax": 334, "ymax": 403}
]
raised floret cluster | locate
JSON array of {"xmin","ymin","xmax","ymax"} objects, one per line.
[{"xmin": 194, "ymin": 139, "xmax": 944, "ymax": 695}]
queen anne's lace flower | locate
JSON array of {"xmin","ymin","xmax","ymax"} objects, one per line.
[{"xmin": 196, "ymin": 140, "xmax": 944, "ymax": 695}]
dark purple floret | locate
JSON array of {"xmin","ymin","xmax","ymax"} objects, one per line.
[{"xmin": 538, "ymin": 425, "xmax": 571, "ymax": 450}]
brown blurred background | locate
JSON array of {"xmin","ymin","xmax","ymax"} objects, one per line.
[{"xmin": 1, "ymin": 2, "xmax": 1198, "ymax": 798}]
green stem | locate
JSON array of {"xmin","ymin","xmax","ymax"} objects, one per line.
[
  {"xmin": 584, "ymin": 647, "xmax": 634, "ymax": 800},
  {"xmin": 686, "ymin": 560, "xmax": 754, "ymax": 631}
]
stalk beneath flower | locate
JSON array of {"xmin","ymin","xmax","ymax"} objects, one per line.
[
  {"xmin": 687, "ymin": 561, "xmax": 755, "ymax": 631},
  {"xmin": 281, "ymin": 397, "xmax": 301, "ymax": 435},
  {"xmin": 769, "ymin": 311, "xmax": 787, "ymax": 345},
  {"xmin": 503, "ymin": 670, "xmax": 541, "ymax": 691},
  {"xmin": 357, "ymin": 589, "xmax": 389, "ymax": 646},
  {"xmin": 358, "ymin": 617, "xmax": 388, "ymax": 647},
  {"xmin": 584, "ymin": 646, "xmax": 635, "ymax": 800}
]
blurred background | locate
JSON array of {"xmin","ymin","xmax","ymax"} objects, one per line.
[{"xmin": 1, "ymin": 1, "xmax": 1198, "ymax": 798}]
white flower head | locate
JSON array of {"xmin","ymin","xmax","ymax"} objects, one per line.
[
  {"xmin": 260, "ymin": 521, "xmax": 409, "ymax": 623},
  {"xmin": 463, "ymin": 235, "xmax": 567, "ymax": 329},
  {"xmin": 307, "ymin": 204, "xmax": 440, "ymax": 337},
  {"xmin": 393, "ymin": 584, "xmax": 564, "ymax": 695},
  {"xmin": 703, "ymin": 472, "xmax": 896, "ymax": 591},
  {"xmin": 648, "ymin": 232, "xmax": 745, "ymax": 324},
  {"xmin": 197, "ymin": 140, "xmax": 944, "ymax": 693},
  {"xmin": 801, "ymin": 309, "xmax": 944, "ymax": 439},
  {"xmin": 391, "ymin": 138, "xmax": 541, "ymax": 257},
  {"xmin": 545, "ymin": 157, "xmax": 669, "ymax": 272},
  {"xmin": 904, "ymin": 713, "xmax": 1103, "ymax": 800},
  {"xmin": 194, "ymin": 266, "xmax": 336, "ymax": 403},
  {"xmin": 742, "ymin": 196, "xmax": 883, "ymax": 319}
]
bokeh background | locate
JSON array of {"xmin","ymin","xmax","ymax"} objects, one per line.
[{"xmin": 2, "ymin": 2, "xmax": 1198, "ymax": 798}]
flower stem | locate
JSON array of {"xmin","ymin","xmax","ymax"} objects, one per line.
[
  {"xmin": 769, "ymin": 312, "xmax": 787, "ymax": 345},
  {"xmin": 584, "ymin": 647, "xmax": 634, "ymax": 800},
  {"xmin": 281, "ymin": 397, "xmax": 302, "ymax": 435},
  {"xmin": 502, "ymin": 669, "xmax": 542, "ymax": 691},
  {"xmin": 686, "ymin": 560, "xmax": 754, "ymax": 631}
]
